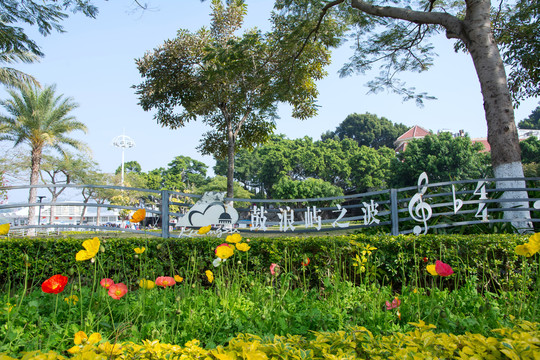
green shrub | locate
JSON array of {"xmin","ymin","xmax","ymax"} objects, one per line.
[
  {"xmin": 0, "ymin": 233, "xmax": 532, "ymax": 293},
  {"xmin": 1, "ymin": 320, "xmax": 538, "ymax": 359}
]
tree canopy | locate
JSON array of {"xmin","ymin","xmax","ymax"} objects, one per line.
[
  {"xmin": 321, "ymin": 112, "xmax": 408, "ymax": 149},
  {"xmin": 517, "ymin": 105, "xmax": 540, "ymax": 130},
  {"xmin": 493, "ymin": 0, "xmax": 540, "ymax": 104},
  {"xmin": 215, "ymin": 134, "xmax": 395, "ymax": 196},
  {"xmin": 134, "ymin": 0, "xmax": 331, "ymax": 199},
  {"xmin": 520, "ymin": 136, "xmax": 540, "ymax": 165},
  {"xmin": 390, "ymin": 133, "xmax": 491, "ymax": 187}
]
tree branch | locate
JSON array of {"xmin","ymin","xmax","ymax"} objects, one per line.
[
  {"xmin": 291, "ymin": 0, "xmax": 345, "ymax": 65},
  {"xmin": 350, "ymin": 0, "xmax": 464, "ymax": 40}
]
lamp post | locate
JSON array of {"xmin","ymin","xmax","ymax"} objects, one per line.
[
  {"xmin": 112, "ymin": 132, "xmax": 135, "ymax": 187},
  {"xmin": 37, "ymin": 196, "xmax": 45, "ymax": 225}
]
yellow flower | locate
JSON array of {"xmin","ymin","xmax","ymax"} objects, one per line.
[
  {"xmin": 206, "ymin": 270, "xmax": 214, "ymax": 283},
  {"xmin": 0, "ymin": 223, "xmax": 10, "ymax": 235},
  {"xmin": 198, "ymin": 225, "xmax": 211, "ymax": 234},
  {"xmin": 134, "ymin": 247, "xmax": 145, "ymax": 254},
  {"xmin": 174, "ymin": 275, "xmax": 183, "ymax": 283},
  {"xmin": 130, "ymin": 208, "xmax": 146, "ymax": 223},
  {"xmin": 215, "ymin": 244, "xmax": 234, "ymax": 259},
  {"xmin": 236, "ymin": 243, "xmax": 250, "ymax": 252},
  {"xmin": 64, "ymin": 295, "xmax": 79, "ymax": 305},
  {"xmin": 98, "ymin": 342, "xmax": 123, "ymax": 356},
  {"xmin": 139, "ymin": 279, "xmax": 155, "ymax": 290},
  {"xmin": 75, "ymin": 237, "xmax": 100, "ymax": 261},
  {"xmin": 530, "ymin": 232, "xmax": 540, "ymax": 245},
  {"xmin": 74, "ymin": 331, "xmax": 101, "ymax": 345},
  {"xmin": 426, "ymin": 264, "xmax": 438, "ymax": 276},
  {"xmin": 519, "ymin": 233, "xmax": 540, "ymax": 256},
  {"xmin": 5, "ymin": 303, "xmax": 15, "ymax": 312},
  {"xmin": 226, "ymin": 233, "xmax": 242, "ymax": 244}
]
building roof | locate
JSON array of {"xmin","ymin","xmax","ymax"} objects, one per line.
[
  {"xmin": 395, "ymin": 125, "xmax": 431, "ymax": 143},
  {"xmin": 471, "ymin": 138, "xmax": 491, "ymax": 152},
  {"xmin": 394, "ymin": 125, "xmax": 432, "ymax": 151}
]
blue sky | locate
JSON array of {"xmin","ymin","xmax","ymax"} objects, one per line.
[{"xmin": 3, "ymin": 0, "xmax": 539, "ymax": 178}]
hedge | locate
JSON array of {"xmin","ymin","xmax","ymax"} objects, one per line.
[{"xmin": 0, "ymin": 233, "xmax": 534, "ymax": 292}]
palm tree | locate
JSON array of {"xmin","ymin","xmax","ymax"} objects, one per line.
[
  {"xmin": 0, "ymin": 50, "xmax": 40, "ymax": 89},
  {"xmin": 0, "ymin": 84, "xmax": 88, "ymax": 229}
]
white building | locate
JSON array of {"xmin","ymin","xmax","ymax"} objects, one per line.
[{"xmin": 0, "ymin": 203, "xmax": 121, "ymax": 226}]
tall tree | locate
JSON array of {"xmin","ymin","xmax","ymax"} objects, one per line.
[
  {"xmin": 115, "ymin": 160, "xmax": 142, "ymax": 175},
  {"xmin": 275, "ymin": 0, "xmax": 534, "ymax": 228},
  {"xmin": 166, "ymin": 155, "xmax": 208, "ymax": 188},
  {"xmin": 0, "ymin": 84, "xmax": 88, "ymax": 229},
  {"xmin": 517, "ymin": 105, "xmax": 540, "ymax": 130},
  {"xmin": 135, "ymin": 0, "xmax": 330, "ymax": 200},
  {"xmin": 321, "ymin": 113, "xmax": 408, "ymax": 149}
]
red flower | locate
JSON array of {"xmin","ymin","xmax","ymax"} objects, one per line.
[
  {"xmin": 435, "ymin": 260, "xmax": 454, "ymax": 277},
  {"xmin": 385, "ymin": 297, "xmax": 401, "ymax": 310},
  {"xmin": 302, "ymin": 257, "xmax": 310, "ymax": 266},
  {"xmin": 100, "ymin": 278, "xmax": 114, "ymax": 289},
  {"xmin": 423, "ymin": 257, "xmax": 428, "ymax": 263},
  {"xmin": 270, "ymin": 263, "xmax": 280, "ymax": 276},
  {"xmin": 155, "ymin": 276, "xmax": 176, "ymax": 287},
  {"xmin": 108, "ymin": 283, "xmax": 128, "ymax": 300},
  {"xmin": 42, "ymin": 274, "xmax": 68, "ymax": 294}
]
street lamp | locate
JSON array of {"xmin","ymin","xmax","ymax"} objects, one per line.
[
  {"xmin": 112, "ymin": 132, "xmax": 135, "ymax": 187},
  {"xmin": 37, "ymin": 196, "xmax": 45, "ymax": 225}
]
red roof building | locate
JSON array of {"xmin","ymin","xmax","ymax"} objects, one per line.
[
  {"xmin": 394, "ymin": 125, "xmax": 431, "ymax": 152},
  {"xmin": 394, "ymin": 125, "xmax": 493, "ymax": 153},
  {"xmin": 471, "ymin": 138, "xmax": 491, "ymax": 152}
]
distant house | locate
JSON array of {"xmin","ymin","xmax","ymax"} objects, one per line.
[
  {"xmin": 394, "ymin": 125, "xmax": 491, "ymax": 152},
  {"xmin": 393, "ymin": 125, "xmax": 431, "ymax": 152},
  {"xmin": 518, "ymin": 128, "xmax": 540, "ymax": 139},
  {"xmin": 394, "ymin": 125, "xmax": 538, "ymax": 154},
  {"xmin": 0, "ymin": 203, "xmax": 121, "ymax": 226}
]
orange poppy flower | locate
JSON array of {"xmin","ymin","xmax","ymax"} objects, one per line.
[
  {"xmin": 108, "ymin": 283, "xmax": 128, "ymax": 300},
  {"xmin": 130, "ymin": 209, "xmax": 146, "ymax": 223},
  {"xmin": 155, "ymin": 276, "xmax": 176, "ymax": 287},
  {"xmin": 42, "ymin": 274, "xmax": 68, "ymax": 294},
  {"xmin": 100, "ymin": 278, "xmax": 114, "ymax": 289}
]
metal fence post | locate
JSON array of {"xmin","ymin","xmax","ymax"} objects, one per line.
[
  {"xmin": 390, "ymin": 189, "xmax": 399, "ymax": 235},
  {"xmin": 161, "ymin": 190, "xmax": 170, "ymax": 239}
]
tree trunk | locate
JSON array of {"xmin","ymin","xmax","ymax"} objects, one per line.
[
  {"xmin": 28, "ymin": 146, "xmax": 43, "ymax": 235},
  {"xmin": 79, "ymin": 200, "xmax": 89, "ymax": 225},
  {"xmin": 226, "ymin": 118, "xmax": 235, "ymax": 202},
  {"xmin": 96, "ymin": 204, "xmax": 102, "ymax": 227},
  {"xmin": 463, "ymin": 0, "xmax": 531, "ymax": 230},
  {"xmin": 49, "ymin": 194, "xmax": 58, "ymax": 225}
]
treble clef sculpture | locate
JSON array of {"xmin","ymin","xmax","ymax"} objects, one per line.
[{"xmin": 408, "ymin": 172, "xmax": 432, "ymax": 235}]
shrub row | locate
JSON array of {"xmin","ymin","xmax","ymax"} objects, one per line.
[
  {"xmin": 0, "ymin": 233, "xmax": 533, "ymax": 291},
  {"xmin": 1, "ymin": 320, "xmax": 538, "ymax": 359}
]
